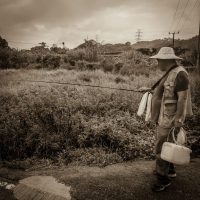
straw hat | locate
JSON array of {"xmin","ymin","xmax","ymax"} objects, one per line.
[{"xmin": 150, "ymin": 47, "xmax": 182, "ymax": 60}]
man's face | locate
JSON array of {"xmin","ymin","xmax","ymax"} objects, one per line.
[{"xmin": 157, "ymin": 59, "xmax": 173, "ymax": 71}]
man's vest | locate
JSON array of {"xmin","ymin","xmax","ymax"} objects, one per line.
[{"xmin": 157, "ymin": 66, "xmax": 193, "ymax": 128}]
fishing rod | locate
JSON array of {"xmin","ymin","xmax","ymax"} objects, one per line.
[{"xmin": 14, "ymin": 79, "xmax": 149, "ymax": 93}]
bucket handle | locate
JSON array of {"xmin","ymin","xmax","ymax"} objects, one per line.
[{"xmin": 167, "ymin": 127, "xmax": 187, "ymax": 145}]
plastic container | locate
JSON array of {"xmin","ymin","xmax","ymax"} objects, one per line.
[
  {"xmin": 161, "ymin": 142, "xmax": 191, "ymax": 165},
  {"xmin": 161, "ymin": 128, "xmax": 192, "ymax": 165}
]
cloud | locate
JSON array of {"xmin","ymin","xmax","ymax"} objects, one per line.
[{"xmin": 0, "ymin": 0, "xmax": 198, "ymax": 49}]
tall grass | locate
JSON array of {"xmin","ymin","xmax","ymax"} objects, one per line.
[
  {"xmin": 0, "ymin": 68, "xmax": 199, "ymax": 165},
  {"xmin": 0, "ymin": 69, "xmax": 158, "ymax": 163}
]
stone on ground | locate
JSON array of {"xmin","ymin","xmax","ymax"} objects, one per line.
[{"xmin": 14, "ymin": 176, "xmax": 71, "ymax": 200}]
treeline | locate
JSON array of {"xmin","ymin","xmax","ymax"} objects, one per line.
[
  {"xmin": 0, "ymin": 36, "xmax": 196, "ymax": 73},
  {"xmin": 0, "ymin": 36, "xmax": 157, "ymax": 77}
]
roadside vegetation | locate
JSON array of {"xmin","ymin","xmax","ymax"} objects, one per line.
[{"xmin": 0, "ymin": 36, "xmax": 199, "ymax": 168}]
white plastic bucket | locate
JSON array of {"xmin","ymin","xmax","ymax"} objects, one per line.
[{"xmin": 161, "ymin": 128, "xmax": 192, "ymax": 165}]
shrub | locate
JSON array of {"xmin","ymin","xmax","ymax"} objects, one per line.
[
  {"xmin": 76, "ymin": 60, "xmax": 86, "ymax": 70},
  {"xmin": 186, "ymin": 73, "xmax": 200, "ymax": 155},
  {"xmin": 114, "ymin": 76, "xmax": 126, "ymax": 84},
  {"xmin": 0, "ymin": 70, "xmax": 147, "ymax": 163},
  {"xmin": 9, "ymin": 51, "xmax": 28, "ymax": 68},
  {"xmin": 63, "ymin": 56, "xmax": 68, "ymax": 63},
  {"xmin": 67, "ymin": 49, "xmax": 86, "ymax": 61},
  {"xmin": 114, "ymin": 62, "xmax": 123, "ymax": 73},
  {"xmin": 119, "ymin": 63, "xmax": 134, "ymax": 76},
  {"xmin": 1, "ymin": 69, "xmax": 199, "ymax": 166},
  {"xmin": 69, "ymin": 60, "xmax": 76, "ymax": 66},
  {"xmin": 68, "ymin": 148, "xmax": 123, "ymax": 166},
  {"xmin": 101, "ymin": 59, "xmax": 114, "ymax": 72},
  {"xmin": 36, "ymin": 55, "xmax": 42, "ymax": 63},
  {"xmin": 42, "ymin": 55, "xmax": 61, "ymax": 68},
  {"xmin": 78, "ymin": 74, "xmax": 92, "ymax": 82},
  {"xmin": 86, "ymin": 63, "xmax": 95, "ymax": 70},
  {"xmin": 0, "ymin": 48, "xmax": 10, "ymax": 68}
]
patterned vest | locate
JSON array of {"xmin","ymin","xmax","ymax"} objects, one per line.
[{"xmin": 158, "ymin": 66, "xmax": 193, "ymax": 128}]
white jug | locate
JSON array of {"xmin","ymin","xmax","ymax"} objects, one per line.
[{"xmin": 161, "ymin": 128, "xmax": 192, "ymax": 165}]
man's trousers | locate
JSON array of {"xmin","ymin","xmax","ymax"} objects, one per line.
[{"xmin": 155, "ymin": 125, "xmax": 174, "ymax": 176}]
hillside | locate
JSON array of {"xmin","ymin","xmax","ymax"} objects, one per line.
[
  {"xmin": 132, "ymin": 36, "xmax": 199, "ymax": 50},
  {"xmin": 75, "ymin": 40, "xmax": 132, "ymax": 53}
]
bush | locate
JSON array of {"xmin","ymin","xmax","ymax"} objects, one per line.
[
  {"xmin": 0, "ymin": 48, "xmax": 10, "ymax": 68},
  {"xmin": 78, "ymin": 74, "xmax": 92, "ymax": 82},
  {"xmin": 1, "ymin": 69, "xmax": 199, "ymax": 166},
  {"xmin": 42, "ymin": 55, "xmax": 61, "ymax": 68},
  {"xmin": 63, "ymin": 56, "xmax": 68, "ymax": 63},
  {"xmin": 76, "ymin": 60, "xmax": 86, "ymax": 70},
  {"xmin": 114, "ymin": 76, "xmax": 126, "ymax": 84},
  {"xmin": 68, "ymin": 148, "xmax": 123, "ymax": 166},
  {"xmin": 101, "ymin": 59, "xmax": 114, "ymax": 72},
  {"xmin": 9, "ymin": 51, "xmax": 28, "ymax": 68},
  {"xmin": 119, "ymin": 63, "xmax": 134, "ymax": 76},
  {"xmin": 69, "ymin": 60, "xmax": 76, "ymax": 66},
  {"xmin": 186, "ymin": 73, "xmax": 200, "ymax": 155},
  {"xmin": 114, "ymin": 62, "xmax": 124, "ymax": 73},
  {"xmin": 66, "ymin": 48, "xmax": 99, "ymax": 62},
  {"xmin": 0, "ymin": 70, "xmax": 150, "ymax": 163}
]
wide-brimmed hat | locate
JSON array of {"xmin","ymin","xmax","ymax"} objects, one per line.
[{"xmin": 150, "ymin": 47, "xmax": 182, "ymax": 60}]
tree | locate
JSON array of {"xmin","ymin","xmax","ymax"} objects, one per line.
[
  {"xmin": 125, "ymin": 42, "xmax": 131, "ymax": 46},
  {"xmin": 39, "ymin": 42, "xmax": 47, "ymax": 48},
  {"xmin": 0, "ymin": 36, "xmax": 9, "ymax": 48}
]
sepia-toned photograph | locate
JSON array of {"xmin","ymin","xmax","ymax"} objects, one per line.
[{"xmin": 0, "ymin": 0, "xmax": 200, "ymax": 199}]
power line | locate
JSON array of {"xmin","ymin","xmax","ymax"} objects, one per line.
[
  {"xmin": 174, "ymin": 0, "xmax": 191, "ymax": 32},
  {"xmin": 179, "ymin": 0, "xmax": 200, "ymax": 32},
  {"xmin": 169, "ymin": 0, "xmax": 181, "ymax": 32}
]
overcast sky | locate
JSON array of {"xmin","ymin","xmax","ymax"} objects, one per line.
[{"xmin": 0, "ymin": 0, "xmax": 199, "ymax": 49}]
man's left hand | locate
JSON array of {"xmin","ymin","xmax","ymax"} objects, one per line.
[{"xmin": 174, "ymin": 119, "xmax": 183, "ymax": 128}]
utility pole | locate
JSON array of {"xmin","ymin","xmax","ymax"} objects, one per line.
[
  {"xmin": 197, "ymin": 21, "xmax": 200, "ymax": 74},
  {"xmin": 169, "ymin": 32, "xmax": 179, "ymax": 47},
  {"xmin": 136, "ymin": 29, "xmax": 142, "ymax": 42}
]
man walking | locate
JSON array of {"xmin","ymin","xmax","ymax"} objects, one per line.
[{"xmin": 149, "ymin": 47, "xmax": 193, "ymax": 192}]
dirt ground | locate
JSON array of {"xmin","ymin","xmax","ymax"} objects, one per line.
[{"xmin": 0, "ymin": 158, "xmax": 200, "ymax": 200}]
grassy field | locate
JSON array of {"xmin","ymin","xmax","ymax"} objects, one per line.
[{"xmin": 0, "ymin": 68, "xmax": 199, "ymax": 167}]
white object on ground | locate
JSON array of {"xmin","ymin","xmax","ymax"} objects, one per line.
[
  {"xmin": 14, "ymin": 176, "xmax": 71, "ymax": 200},
  {"xmin": 137, "ymin": 92, "xmax": 149, "ymax": 116},
  {"xmin": 6, "ymin": 184, "xmax": 15, "ymax": 190},
  {"xmin": 145, "ymin": 92, "xmax": 152, "ymax": 122}
]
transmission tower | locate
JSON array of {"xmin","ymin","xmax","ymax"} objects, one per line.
[{"xmin": 135, "ymin": 29, "xmax": 142, "ymax": 42}]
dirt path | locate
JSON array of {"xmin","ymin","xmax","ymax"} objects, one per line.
[{"xmin": 0, "ymin": 158, "xmax": 200, "ymax": 200}]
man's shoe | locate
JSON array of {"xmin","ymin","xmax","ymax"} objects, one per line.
[
  {"xmin": 168, "ymin": 171, "xmax": 176, "ymax": 178},
  {"xmin": 168, "ymin": 168, "xmax": 176, "ymax": 178},
  {"xmin": 152, "ymin": 180, "xmax": 171, "ymax": 192},
  {"xmin": 153, "ymin": 169, "xmax": 176, "ymax": 178}
]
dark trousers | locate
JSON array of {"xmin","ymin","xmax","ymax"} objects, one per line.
[{"xmin": 155, "ymin": 126, "xmax": 174, "ymax": 177}]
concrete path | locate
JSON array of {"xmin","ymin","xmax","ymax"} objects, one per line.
[{"xmin": 0, "ymin": 159, "xmax": 200, "ymax": 200}]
